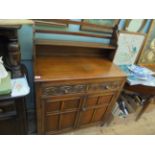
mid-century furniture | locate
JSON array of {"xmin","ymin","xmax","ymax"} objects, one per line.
[
  {"xmin": 34, "ymin": 20, "xmax": 126, "ymax": 134},
  {"xmin": 0, "ymin": 20, "xmax": 33, "ymax": 134}
]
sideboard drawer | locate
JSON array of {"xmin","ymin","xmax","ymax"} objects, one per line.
[
  {"xmin": 42, "ymin": 84, "xmax": 87, "ymax": 96},
  {"xmin": 89, "ymin": 81, "xmax": 121, "ymax": 92},
  {"xmin": 41, "ymin": 80, "xmax": 122, "ymax": 97}
]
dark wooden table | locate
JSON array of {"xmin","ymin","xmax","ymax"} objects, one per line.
[
  {"xmin": 124, "ymin": 83, "xmax": 155, "ymax": 121},
  {"xmin": 119, "ymin": 64, "xmax": 155, "ymax": 121},
  {"xmin": 0, "ymin": 95, "xmax": 28, "ymax": 135}
]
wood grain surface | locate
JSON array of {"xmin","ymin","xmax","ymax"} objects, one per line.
[{"xmin": 35, "ymin": 56, "xmax": 126, "ymax": 82}]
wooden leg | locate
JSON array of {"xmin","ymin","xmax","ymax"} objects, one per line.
[
  {"xmin": 135, "ymin": 96, "xmax": 153, "ymax": 121},
  {"xmin": 7, "ymin": 28, "xmax": 22, "ymax": 78}
]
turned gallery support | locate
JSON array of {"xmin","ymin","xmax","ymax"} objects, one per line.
[{"xmin": 7, "ymin": 27, "xmax": 22, "ymax": 78}]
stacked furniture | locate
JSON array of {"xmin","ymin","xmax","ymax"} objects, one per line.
[
  {"xmin": 34, "ymin": 20, "xmax": 126, "ymax": 134},
  {"xmin": 0, "ymin": 20, "xmax": 33, "ymax": 134}
]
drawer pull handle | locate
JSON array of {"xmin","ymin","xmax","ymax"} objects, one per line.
[
  {"xmin": 105, "ymin": 85, "xmax": 110, "ymax": 90},
  {"xmin": 64, "ymin": 89, "xmax": 68, "ymax": 94}
]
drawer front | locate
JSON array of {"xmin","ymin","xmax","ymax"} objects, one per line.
[
  {"xmin": 0, "ymin": 100, "xmax": 16, "ymax": 114},
  {"xmin": 41, "ymin": 80, "xmax": 122, "ymax": 97},
  {"xmin": 89, "ymin": 81, "xmax": 121, "ymax": 92},
  {"xmin": 0, "ymin": 100, "xmax": 17, "ymax": 120},
  {"xmin": 42, "ymin": 84, "xmax": 87, "ymax": 96}
]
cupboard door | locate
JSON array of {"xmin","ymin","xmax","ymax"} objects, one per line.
[
  {"xmin": 78, "ymin": 93, "xmax": 114, "ymax": 127},
  {"xmin": 43, "ymin": 95, "xmax": 84, "ymax": 134}
]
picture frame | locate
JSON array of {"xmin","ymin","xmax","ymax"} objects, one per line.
[
  {"xmin": 124, "ymin": 19, "xmax": 148, "ymax": 33},
  {"xmin": 138, "ymin": 20, "xmax": 155, "ymax": 64},
  {"xmin": 80, "ymin": 19, "xmax": 120, "ymax": 33},
  {"xmin": 113, "ymin": 31, "xmax": 145, "ymax": 65}
]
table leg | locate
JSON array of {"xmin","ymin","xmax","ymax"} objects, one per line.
[{"xmin": 135, "ymin": 96, "xmax": 153, "ymax": 121}]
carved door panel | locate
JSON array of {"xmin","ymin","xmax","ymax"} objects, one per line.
[
  {"xmin": 78, "ymin": 93, "xmax": 114, "ymax": 127},
  {"xmin": 43, "ymin": 95, "xmax": 84, "ymax": 134}
]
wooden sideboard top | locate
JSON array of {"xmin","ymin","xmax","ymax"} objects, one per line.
[{"xmin": 34, "ymin": 56, "xmax": 126, "ymax": 82}]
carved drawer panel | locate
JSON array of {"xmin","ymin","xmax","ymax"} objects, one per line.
[
  {"xmin": 42, "ymin": 80, "xmax": 121, "ymax": 97},
  {"xmin": 88, "ymin": 81, "xmax": 121, "ymax": 92},
  {"xmin": 42, "ymin": 84, "xmax": 87, "ymax": 96}
]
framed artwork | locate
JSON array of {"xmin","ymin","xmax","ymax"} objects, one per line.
[
  {"xmin": 113, "ymin": 31, "xmax": 145, "ymax": 65},
  {"xmin": 138, "ymin": 20, "xmax": 155, "ymax": 64},
  {"xmin": 124, "ymin": 19, "xmax": 147, "ymax": 33},
  {"xmin": 81, "ymin": 19, "xmax": 119, "ymax": 33}
]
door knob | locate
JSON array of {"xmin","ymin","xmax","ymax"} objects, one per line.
[{"xmin": 82, "ymin": 107, "xmax": 86, "ymax": 111}]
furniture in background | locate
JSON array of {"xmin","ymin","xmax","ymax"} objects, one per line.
[
  {"xmin": 0, "ymin": 20, "xmax": 33, "ymax": 134},
  {"xmin": 111, "ymin": 20, "xmax": 155, "ymax": 122},
  {"xmin": 107, "ymin": 63, "xmax": 155, "ymax": 124},
  {"xmin": 135, "ymin": 20, "xmax": 155, "ymax": 120},
  {"xmin": 130, "ymin": 20, "xmax": 155, "ymax": 120},
  {"xmin": 124, "ymin": 83, "xmax": 155, "ymax": 121},
  {"xmin": 33, "ymin": 20, "xmax": 126, "ymax": 134},
  {"xmin": 0, "ymin": 96, "xmax": 27, "ymax": 134},
  {"xmin": 0, "ymin": 20, "xmax": 33, "ymax": 77},
  {"xmin": 124, "ymin": 64, "xmax": 155, "ymax": 121}
]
